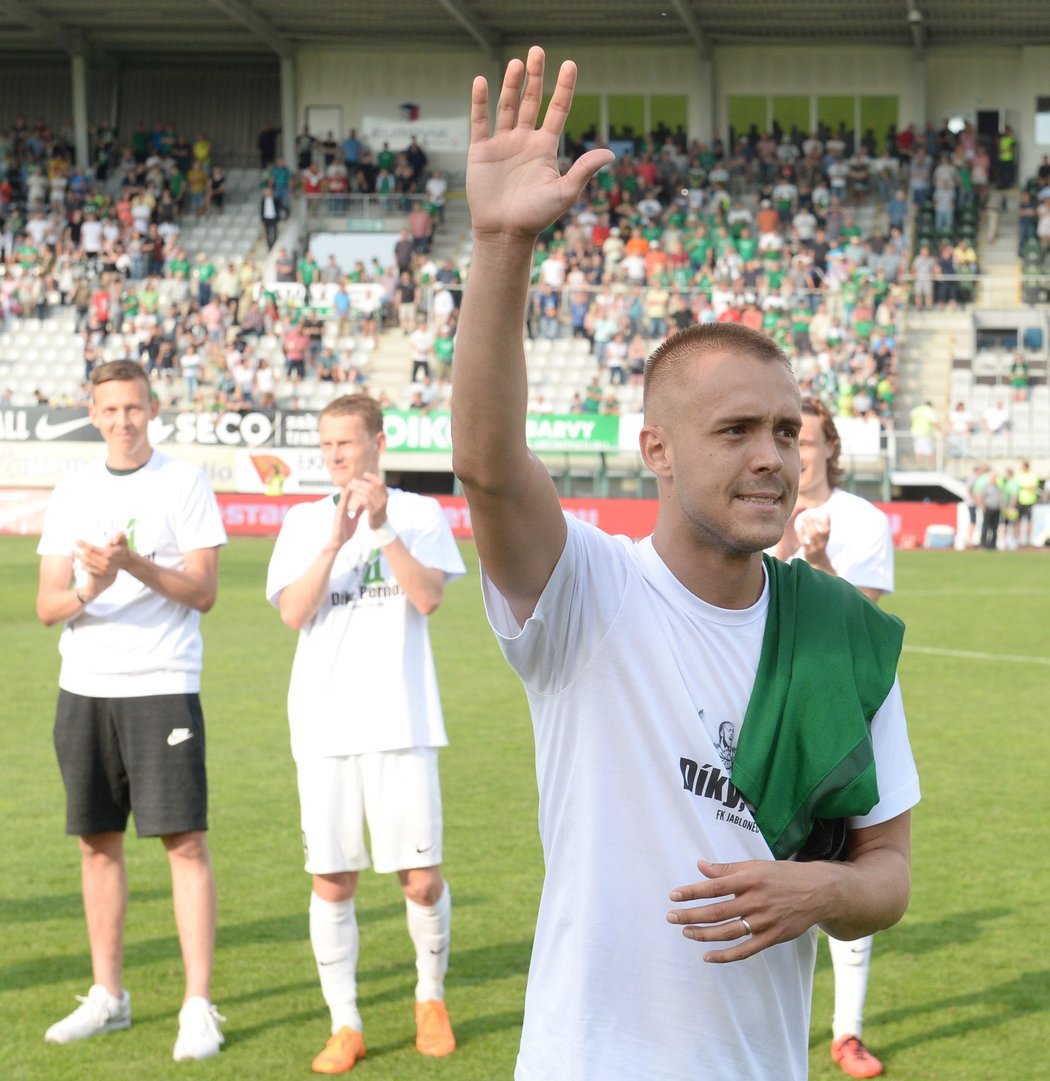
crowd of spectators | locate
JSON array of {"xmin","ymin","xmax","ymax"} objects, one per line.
[
  {"xmin": 0, "ymin": 111, "xmax": 1014, "ymax": 425},
  {"xmin": 506, "ymin": 115, "xmax": 1007, "ymax": 423},
  {"xmin": 0, "ymin": 114, "xmax": 464, "ymax": 413},
  {"xmin": 0, "ymin": 115, "xmax": 276, "ymax": 410}
]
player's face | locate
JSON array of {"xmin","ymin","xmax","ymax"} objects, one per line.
[
  {"xmin": 89, "ymin": 377, "xmax": 158, "ymax": 469},
  {"xmin": 644, "ymin": 351, "xmax": 801, "ymax": 555},
  {"xmin": 319, "ymin": 412, "xmax": 383, "ymax": 487},
  {"xmin": 797, "ymin": 413, "xmax": 835, "ymax": 500}
]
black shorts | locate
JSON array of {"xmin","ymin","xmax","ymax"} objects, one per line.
[
  {"xmin": 1018, "ymin": 503, "xmax": 1033, "ymax": 521},
  {"xmin": 54, "ymin": 690, "xmax": 208, "ymax": 838}
]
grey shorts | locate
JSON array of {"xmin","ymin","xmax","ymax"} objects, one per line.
[{"xmin": 54, "ymin": 690, "xmax": 209, "ymax": 838}]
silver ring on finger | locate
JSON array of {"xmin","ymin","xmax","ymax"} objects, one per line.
[{"xmin": 738, "ymin": 916, "xmax": 753, "ymax": 936}]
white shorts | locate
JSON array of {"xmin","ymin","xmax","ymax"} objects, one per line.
[{"xmin": 297, "ymin": 748, "xmax": 442, "ymax": 875}]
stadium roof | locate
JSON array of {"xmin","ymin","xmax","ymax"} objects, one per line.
[{"xmin": 2, "ymin": 0, "xmax": 1050, "ymax": 65}]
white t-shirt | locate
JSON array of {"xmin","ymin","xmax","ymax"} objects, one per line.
[
  {"xmin": 80, "ymin": 219, "xmax": 103, "ymax": 254},
  {"xmin": 482, "ymin": 516, "xmax": 918, "ymax": 1081},
  {"xmin": 784, "ymin": 488, "xmax": 895, "ymax": 595},
  {"xmin": 425, "ymin": 175, "xmax": 447, "ymax": 206},
  {"xmin": 37, "ymin": 452, "xmax": 227, "ymax": 696},
  {"xmin": 409, "ymin": 328, "xmax": 434, "ymax": 360},
  {"xmin": 266, "ymin": 489, "xmax": 466, "ymax": 761}
]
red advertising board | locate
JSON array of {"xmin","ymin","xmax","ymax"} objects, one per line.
[{"xmin": 2, "ymin": 489, "xmax": 959, "ymax": 548}]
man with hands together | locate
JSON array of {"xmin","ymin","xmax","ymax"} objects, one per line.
[
  {"xmin": 266, "ymin": 394, "xmax": 465, "ymax": 1074},
  {"xmin": 36, "ymin": 360, "xmax": 227, "ymax": 1063},
  {"xmin": 452, "ymin": 47, "xmax": 918, "ymax": 1081}
]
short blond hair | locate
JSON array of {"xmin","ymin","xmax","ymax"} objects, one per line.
[
  {"xmin": 90, "ymin": 359, "xmax": 151, "ymax": 393},
  {"xmin": 319, "ymin": 394, "xmax": 384, "ymax": 436},
  {"xmin": 643, "ymin": 323, "xmax": 793, "ymax": 418}
]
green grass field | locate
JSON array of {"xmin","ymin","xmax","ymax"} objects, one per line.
[{"xmin": 2, "ymin": 536, "xmax": 1048, "ymax": 1080}]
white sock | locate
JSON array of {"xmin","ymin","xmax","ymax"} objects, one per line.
[
  {"xmin": 309, "ymin": 892, "xmax": 362, "ymax": 1034},
  {"xmin": 405, "ymin": 883, "xmax": 451, "ymax": 1002},
  {"xmin": 829, "ymin": 933, "xmax": 872, "ymax": 1040}
]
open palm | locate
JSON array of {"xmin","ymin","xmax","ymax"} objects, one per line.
[{"xmin": 467, "ymin": 47, "xmax": 614, "ymax": 240}]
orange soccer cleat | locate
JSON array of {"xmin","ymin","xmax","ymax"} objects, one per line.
[
  {"xmin": 415, "ymin": 999, "xmax": 456, "ymax": 1057},
  {"xmin": 831, "ymin": 1034, "xmax": 884, "ymax": 1078},
  {"xmin": 312, "ymin": 1026, "xmax": 366, "ymax": 1074}
]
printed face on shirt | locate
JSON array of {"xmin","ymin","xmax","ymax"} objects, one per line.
[
  {"xmin": 319, "ymin": 412, "xmax": 384, "ymax": 488},
  {"xmin": 89, "ymin": 376, "xmax": 158, "ymax": 469},
  {"xmin": 645, "ymin": 351, "xmax": 801, "ymax": 555},
  {"xmin": 796, "ymin": 412, "xmax": 835, "ymax": 502}
]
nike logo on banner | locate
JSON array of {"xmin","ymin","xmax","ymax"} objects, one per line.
[
  {"xmin": 34, "ymin": 415, "xmax": 95, "ymax": 440},
  {"xmin": 166, "ymin": 728, "xmax": 193, "ymax": 746}
]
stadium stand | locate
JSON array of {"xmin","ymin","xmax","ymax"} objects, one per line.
[{"xmin": 1, "ymin": 30, "xmax": 1048, "ymax": 481}]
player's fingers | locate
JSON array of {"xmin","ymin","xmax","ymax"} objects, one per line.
[
  {"xmin": 469, "ymin": 75, "xmax": 491, "ymax": 144},
  {"xmin": 494, "ymin": 58, "xmax": 526, "ymax": 133},
  {"xmin": 540, "ymin": 59, "xmax": 577, "ymax": 136},
  {"xmin": 516, "ymin": 45, "xmax": 546, "ymax": 129},
  {"xmin": 562, "ymin": 149, "xmax": 615, "ymax": 198},
  {"xmin": 678, "ymin": 916, "xmax": 756, "ymax": 943},
  {"xmin": 701, "ymin": 937, "xmax": 764, "ymax": 964},
  {"xmin": 667, "ymin": 899, "xmax": 740, "ymax": 927}
]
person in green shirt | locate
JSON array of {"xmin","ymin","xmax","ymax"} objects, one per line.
[
  {"xmin": 790, "ymin": 304, "xmax": 812, "ymax": 353},
  {"xmin": 376, "ymin": 142, "xmax": 396, "ymax": 172},
  {"xmin": 298, "ymin": 254, "xmax": 320, "ymax": 288},
  {"xmin": 582, "ymin": 376, "xmax": 602, "ymax": 414},
  {"xmin": 688, "ymin": 230, "xmax": 712, "ymax": 270},
  {"xmin": 434, "ymin": 324, "xmax": 455, "ymax": 382},
  {"xmin": 193, "ymin": 254, "xmax": 217, "ymax": 305},
  {"xmin": 139, "ymin": 282, "xmax": 160, "ymax": 315},
  {"xmin": 168, "ymin": 252, "xmax": 191, "ymax": 281},
  {"xmin": 736, "ymin": 228, "xmax": 757, "ymax": 263},
  {"xmin": 1001, "ymin": 468, "xmax": 1022, "ymax": 550},
  {"xmin": 1015, "ymin": 461, "xmax": 1040, "ymax": 547},
  {"xmin": 909, "ymin": 401, "xmax": 938, "ymax": 468}
]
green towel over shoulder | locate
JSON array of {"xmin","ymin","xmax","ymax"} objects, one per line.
[{"xmin": 730, "ymin": 555, "xmax": 904, "ymax": 860}]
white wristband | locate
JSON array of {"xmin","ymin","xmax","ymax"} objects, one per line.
[{"xmin": 372, "ymin": 521, "xmax": 398, "ymax": 548}]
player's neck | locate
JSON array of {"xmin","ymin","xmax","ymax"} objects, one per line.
[
  {"xmin": 653, "ymin": 530, "xmax": 766, "ymax": 611},
  {"xmin": 105, "ymin": 445, "xmax": 153, "ymax": 472}
]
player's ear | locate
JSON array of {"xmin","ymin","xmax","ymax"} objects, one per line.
[{"xmin": 640, "ymin": 423, "xmax": 672, "ymax": 478}]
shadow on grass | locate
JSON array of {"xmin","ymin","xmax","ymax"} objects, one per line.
[
  {"xmin": 0, "ymin": 889, "xmax": 170, "ymax": 924},
  {"xmin": 2, "ymin": 902, "xmax": 529, "ymax": 996},
  {"xmin": 875, "ymin": 906, "xmax": 1014, "ymax": 955},
  {"xmin": 229, "ymin": 1001, "xmax": 525, "ymax": 1057},
  {"xmin": 873, "ymin": 968, "xmax": 1050, "ymax": 1055},
  {"xmin": 211, "ymin": 938, "xmax": 532, "ymax": 1052},
  {"xmin": 0, "ymin": 908, "xmax": 329, "ymax": 993}
]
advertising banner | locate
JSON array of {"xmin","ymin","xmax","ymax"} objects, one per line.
[
  {"xmin": 188, "ymin": 495, "xmax": 961, "ymax": 546},
  {"xmin": 362, "ymin": 115, "xmax": 470, "ymax": 153},
  {"xmin": 0, "ymin": 441, "xmax": 240, "ymax": 491}
]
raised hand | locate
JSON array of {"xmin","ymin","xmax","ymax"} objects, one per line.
[
  {"xmin": 329, "ymin": 484, "xmax": 363, "ymax": 551},
  {"xmin": 467, "ymin": 46, "xmax": 614, "ymax": 241},
  {"xmin": 345, "ymin": 472, "xmax": 389, "ymax": 529}
]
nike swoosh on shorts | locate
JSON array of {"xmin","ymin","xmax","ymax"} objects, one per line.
[{"xmin": 167, "ymin": 728, "xmax": 194, "ymax": 746}]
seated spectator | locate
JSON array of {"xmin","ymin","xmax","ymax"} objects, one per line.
[
  {"xmin": 982, "ymin": 400, "xmax": 1010, "ymax": 434},
  {"xmin": 316, "ymin": 346, "xmax": 343, "ymax": 382}
]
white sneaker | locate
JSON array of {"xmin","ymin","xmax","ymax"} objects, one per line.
[
  {"xmin": 173, "ymin": 997, "xmax": 226, "ymax": 1062},
  {"xmin": 44, "ymin": 984, "xmax": 131, "ymax": 1044}
]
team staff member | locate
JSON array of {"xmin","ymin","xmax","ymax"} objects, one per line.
[
  {"xmin": 772, "ymin": 398, "xmax": 894, "ymax": 1079},
  {"xmin": 266, "ymin": 394, "xmax": 465, "ymax": 1074},
  {"xmin": 451, "ymin": 48, "xmax": 918, "ymax": 1081},
  {"xmin": 36, "ymin": 360, "xmax": 227, "ymax": 1062}
]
